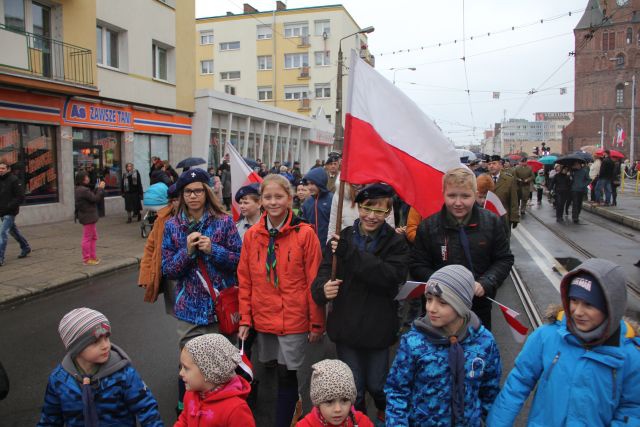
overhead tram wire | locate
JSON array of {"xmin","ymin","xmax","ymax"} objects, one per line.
[{"xmin": 461, "ymin": 0, "xmax": 477, "ymax": 142}]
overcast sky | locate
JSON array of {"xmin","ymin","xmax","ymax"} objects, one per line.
[{"xmin": 196, "ymin": 0, "xmax": 587, "ymax": 147}]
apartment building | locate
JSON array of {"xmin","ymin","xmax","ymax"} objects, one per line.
[{"xmin": 0, "ymin": 0, "xmax": 194, "ymax": 224}]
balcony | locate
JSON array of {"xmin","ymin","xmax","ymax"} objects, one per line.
[
  {"xmin": 0, "ymin": 23, "xmax": 94, "ymax": 90},
  {"xmin": 298, "ymin": 97, "xmax": 311, "ymax": 112},
  {"xmin": 298, "ymin": 66, "xmax": 310, "ymax": 80},
  {"xmin": 298, "ymin": 35, "xmax": 310, "ymax": 48}
]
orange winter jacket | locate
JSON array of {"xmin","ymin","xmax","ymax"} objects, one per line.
[
  {"xmin": 238, "ymin": 211, "xmax": 324, "ymax": 335},
  {"xmin": 138, "ymin": 204, "xmax": 174, "ymax": 302}
]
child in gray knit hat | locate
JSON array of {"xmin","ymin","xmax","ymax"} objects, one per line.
[
  {"xmin": 177, "ymin": 333, "xmax": 256, "ymax": 426},
  {"xmin": 297, "ymin": 359, "xmax": 374, "ymax": 426}
]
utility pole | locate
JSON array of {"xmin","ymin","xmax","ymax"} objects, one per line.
[
  {"xmin": 601, "ymin": 115, "xmax": 604, "ymax": 147},
  {"xmin": 631, "ymin": 74, "xmax": 636, "ymax": 164}
]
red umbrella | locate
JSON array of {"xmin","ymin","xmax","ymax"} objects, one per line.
[
  {"xmin": 508, "ymin": 154, "xmax": 522, "ymax": 161},
  {"xmin": 595, "ymin": 148, "xmax": 625, "ymax": 159},
  {"xmin": 527, "ymin": 159, "xmax": 543, "ymax": 173}
]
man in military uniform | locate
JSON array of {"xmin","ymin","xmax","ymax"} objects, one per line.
[
  {"xmin": 514, "ymin": 157, "xmax": 534, "ymax": 216},
  {"xmin": 487, "ymin": 155, "xmax": 519, "ymax": 237},
  {"xmin": 324, "ymin": 152, "xmax": 341, "ymax": 193}
]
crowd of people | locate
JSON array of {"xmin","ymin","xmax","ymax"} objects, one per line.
[{"xmin": 9, "ymin": 150, "xmax": 638, "ymax": 426}]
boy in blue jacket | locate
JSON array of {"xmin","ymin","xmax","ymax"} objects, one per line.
[
  {"xmin": 385, "ymin": 264, "xmax": 502, "ymax": 426},
  {"xmin": 488, "ymin": 258, "xmax": 640, "ymax": 426},
  {"xmin": 301, "ymin": 167, "xmax": 333, "ymax": 243},
  {"xmin": 38, "ymin": 308, "xmax": 162, "ymax": 426}
]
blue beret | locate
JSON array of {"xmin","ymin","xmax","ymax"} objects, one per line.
[
  {"xmin": 235, "ymin": 183, "xmax": 260, "ymax": 203},
  {"xmin": 354, "ymin": 183, "xmax": 395, "ymax": 204},
  {"xmin": 175, "ymin": 168, "xmax": 211, "ymax": 193}
]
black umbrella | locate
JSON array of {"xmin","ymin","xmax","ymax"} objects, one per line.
[
  {"xmin": 243, "ymin": 157, "xmax": 259, "ymax": 169},
  {"xmin": 556, "ymin": 154, "xmax": 587, "ymax": 166},
  {"xmin": 572, "ymin": 151, "xmax": 593, "ymax": 162},
  {"xmin": 176, "ymin": 157, "xmax": 207, "ymax": 169}
]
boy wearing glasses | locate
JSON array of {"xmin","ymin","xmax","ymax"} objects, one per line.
[{"xmin": 312, "ymin": 183, "xmax": 410, "ymax": 423}]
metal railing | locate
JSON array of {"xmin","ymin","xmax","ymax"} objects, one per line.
[{"xmin": 0, "ymin": 23, "xmax": 93, "ymax": 86}]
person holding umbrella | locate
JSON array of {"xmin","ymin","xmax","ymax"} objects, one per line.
[{"xmin": 570, "ymin": 161, "xmax": 591, "ymax": 224}]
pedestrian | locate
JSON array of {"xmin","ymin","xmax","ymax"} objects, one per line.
[
  {"xmin": 218, "ymin": 163, "xmax": 232, "ymax": 211},
  {"xmin": 301, "ymin": 168, "xmax": 333, "ymax": 243},
  {"xmin": 487, "ymin": 258, "xmax": 640, "ymax": 426},
  {"xmin": 291, "ymin": 161, "xmax": 303, "ymax": 183},
  {"xmin": 235, "ymin": 183, "xmax": 261, "ymax": 241},
  {"xmin": 293, "ymin": 180, "xmax": 310, "ymax": 216},
  {"xmin": 385, "ymin": 265, "xmax": 502, "ymax": 426},
  {"xmin": 596, "ymin": 150, "xmax": 615, "ymax": 205},
  {"xmin": 37, "ymin": 308, "xmax": 162, "ymax": 426},
  {"xmin": 269, "ymin": 160, "xmax": 282, "ymax": 175},
  {"xmin": 121, "ymin": 162, "xmax": 143, "ymax": 223},
  {"xmin": 150, "ymin": 160, "xmax": 171, "ymax": 186},
  {"xmin": 514, "ymin": 158, "xmax": 534, "ymax": 216},
  {"xmin": 612, "ymin": 158, "xmax": 622, "ymax": 206},
  {"xmin": 312, "ymin": 183, "xmax": 410, "ymax": 423},
  {"xmin": 411, "ymin": 167, "xmax": 514, "ymax": 330},
  {"xmin": 258, "ymin": 163, "xmax": 269, "ymax": 178},
  {"xmin": 534, "ymin": 169, "xmax": 545, "ymax": 205},
  {"xmin": 161, "ymin": 168, "xmax": 242, "ymax": 414},
  {"xmin": 177, "ymin": 334, "xmax": 256, "ymax": 426},
  {"xmin": 75, "ymin": 171, "xmax": 105, "ymax": 266},
  {"xmin": 487, "ymin": 155, "xmax": 519, "ymax": 236},
  {"xmin": 279, "ymin": 165, "xmax": 295, "ymax": 184},
  {"xmin": 0, "ymin": 161, "xmax": 31, "ymax": 266},
  {"xmin": 237, "ymin": 174, "xmax": 324, "ymax": 427},
  {"xmin": 570, "ymin": 161, "xmax": 590, "ymax": 224},
  {"xmin": 404, "ymin": 206, "xmax": 422, "ymax": 243},
  {"xmin": 164, "ymin": 160, "xmax": 179, "ymax": 183},
  {"xmin": 296, "ymin": 359, "xmax": 374, "ymax": 427},
  {"xmin": 324, "ymin": 153, "xmax": 340, "ymax": 193},
  {"xmin": 552, "ymin": 166, "xmax": 571, "ymax": 222},
  {"xmin": 211, "ymin": 175, "xmax": 223, "ymax": 203},
  {"xmin": 475, "ymin": 173, "xmax": 495, "ymax": 207},
  {"xmin": 589, "ymin": 155, "xmax": 602, "ymax": 202}
]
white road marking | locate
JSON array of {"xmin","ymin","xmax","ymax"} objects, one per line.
[{"xmin": 512, "ymin": 227, "xmax": 561, "ymax": 293}]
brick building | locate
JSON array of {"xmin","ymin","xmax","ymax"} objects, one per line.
[{"xmin": 563, "ymin": 0, "xmax": 640, "ymax": 161}]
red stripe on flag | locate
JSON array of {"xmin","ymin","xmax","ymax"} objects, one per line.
[
  {"xmin": 500, "ymin": 305, "xmax": 529, "ymax": 336},
  {"xmin": 342, "ymin": 114, "xmax": 445, "ymax": 219}
]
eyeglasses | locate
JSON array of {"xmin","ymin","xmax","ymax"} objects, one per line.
[
  {"xmin": 184, "ymin": 188, "xmax": 205, "ymax": 198},
  {"xmin": 358, "ymin": 205, "xmax": 390, "ymax": 218}
]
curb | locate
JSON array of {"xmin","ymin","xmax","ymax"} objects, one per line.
[
  {"xmin": 582, "ymin": 203, "xmax": 640, "ymax": 231},
  {"xmin": 0, "ymin": 257, "xmax": 141, "ymax": 309}
]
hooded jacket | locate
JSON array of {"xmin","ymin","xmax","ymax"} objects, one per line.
[
  {"xmin": 139, "ymin": 204, "xmax": 174, "ymax": 303},
  {"xmin": 37, "ymin": 344, "xmax": 162, "ymax": 427},
  {"xmin": 301, "ymin": 168, "xmax": 333, "ymax": 243},
  {"xmin": 175, "ymin": 375, "xmax": 255, "ymax": 427},
  {"xmin": 385, "ymin": 313, "xmax": 502, "ymax": 426},
  {"xmin": 0, "ymin": 172, "xmax": 24, "ymax": 216},
  {"xmin": 487, "ymin": 258, "xmax": 640, "ymax": 427},
  {"xmin": 238, "ymin": 210, "xmax": 324, "ymax": 335},
  {"xmin": 74, "ymin": 185, "xmax": 104, "ymax": 225},
  {"xmin": 570, "ymin": 167, "xmax": 590, "ymax": 192}
]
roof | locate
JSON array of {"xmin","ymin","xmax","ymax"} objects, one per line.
[
  {"xmin": 575, "ymin": 0, "xmax": 607, "ymax": 30},
  {"xmin": 199, "ymin": 4, "xmax": 348, "ymax": 21}
]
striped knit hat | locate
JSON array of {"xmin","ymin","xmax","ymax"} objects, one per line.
[
  {"xmin": 425, "ymin": 265, "xmax": 475, "ymax": 318},
  {"xmin": 58, "ymin": 308, "xmax": 111, "ymax": 357}
]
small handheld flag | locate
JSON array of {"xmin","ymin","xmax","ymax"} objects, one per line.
[
  {"xmin": 395, "ymin": 281, "xmax": 427, "ymax": 301},
  {"xmin": 486, "ymin": 297, "xmax": 529, "ymax": 343}
]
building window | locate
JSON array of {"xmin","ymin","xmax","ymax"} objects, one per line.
[
  {"xmin": 258, "ymin": 86, "xmax": 273, "ymax": 101},
  {"xmin": 200, "ymin": 59, "xmax": 214, "ymax": 74},
  {"xmin": 0, "ymin": 121, "xmax": 59, "ymax": 204},
  {"xmin": 284, "ymin": 85, "xmax": 308, "ymax": 100},
  {"xmin": 133, "ymin": 133, "xmax": 169, "ymax": 190},
  {"xmin": 220, "ymin": 41, "xmax": 240, "ymax": 51},
  {"xmin": 257, "ymin": 55, "xmax": 272, "ymax": 70},
  {"xmin": 257, "ymin": 24, "xmax": 272, "ymax": 40},
  {"xmin": 72, "ymin": 129, "xmax": 122, "ymax": 197},
  {"xmin": 96, "ymin": 25, "xmax": 119, "ymax": 68},
  {"xmin": 314, "ymin": 20, "xmax": 330, "ymax": 36},
  {"xmin": 315, "ymin": 83, "xmax": 331, "ymax": 99},
  {"xmin": 603, "ymin": 31, "xmax": 615, "ymax": 50},
  {"xmin": 314, "ymin": 51, "xmax": 330, "ymax": 66},
  {"xmin": 616, "ymin": 53, "xmax": 625, "ymax": 68},
  {"xmin": 284, "ymin": 53, "xmax": 309, "ymax": 69},
  {"xmin": 4, "ymin": 0, "xmax": 25, "ymax": 31},
  {"xmin": 200, "ymin": 30, "xmax": 214, "ymax": 45},
  {"xmin": 224, "ymin": 85, "xmax": 236, "ymax": 95},
  {"xmin": 220, "ymin": 71, "xmax": 240, "ymax": 80},
  {"xmin": 152, "ymin": 43, "xmax": 167, "ymax": 80},
  {"xmin": 616, "ymin": 84, "xmax": 624, "ymax": 105},
  {"xmin": 627, "ymin": 28, "xmax": 633, "ymax": 44},
  {"xmin": 284, "ymin": 22, "xmax": 308, "ymax": 38}
]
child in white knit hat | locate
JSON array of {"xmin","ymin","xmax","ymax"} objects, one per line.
[
  {"xmin": 297, "ymin": 359, "xmax": 374, "ymax": 427},
  {"xmin": 38, "ymin": 307, "xmax": 162, "ymax": 426}
]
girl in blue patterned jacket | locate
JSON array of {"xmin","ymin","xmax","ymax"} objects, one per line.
[{"xmin": 385, "ymin": 265, "xmax": 501, "ymax": 426}]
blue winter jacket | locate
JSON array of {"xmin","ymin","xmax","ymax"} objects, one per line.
[
  {"xmin": 301, "ymin": 167, "xmax": 333, "ymax": 243},
  {"xmin": 162, "ymin": 210, "xmax": 242, "ymax": 325},
  {"xmin": 37, "ymin": 344, "xmax": 162, "ymax": 427},
  {"xmin": 487, "ymin": 313, "xmax": 640, "ymax": 427},
  {"xmin": 385, "ymin": 314, "xmax": 502, "ymax": 426}
]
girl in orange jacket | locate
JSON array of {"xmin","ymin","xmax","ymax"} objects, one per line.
[{"xmin": 237, "ymin": 174, "xmax": 324, "ymax": 427}]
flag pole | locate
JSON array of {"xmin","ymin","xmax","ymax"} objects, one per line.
[{"xmin": 331, "ymin": 179, "xmax": 346, "ymax": 280}]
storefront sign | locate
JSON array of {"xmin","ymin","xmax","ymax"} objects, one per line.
[{"xmin": 63, "ymin": 100, "xmax": 134, "ymax": 131}]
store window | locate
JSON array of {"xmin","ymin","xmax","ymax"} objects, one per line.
[
  {"xmin": 0, "ymin": 121, "xmax": 59, "ymax": 204},
  {"xmin": 133, "ymin": 133, "xmax": 169, "ymax": 190},
  {"xmin": 72, "ymin": 129, "xmax": 122, "ymax": 197}
]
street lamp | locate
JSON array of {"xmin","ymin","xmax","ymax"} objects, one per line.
[
  {"xmin": 624, "ymin": 76, "xmax": 636, "ymax": 163},
  {"xmin": 333, "ymin": 25, "xmax": 374, "ymax": 151},
  {"xmin": 391, "ymin": 66, "xmax": 416, "ymax": 85}
]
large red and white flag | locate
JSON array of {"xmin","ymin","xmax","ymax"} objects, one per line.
[
  {"xmin": 225, "ymin": 143, "xmax": 262, "ymax": 221},
  {"xmin": 487, "ymin": 297, "xmax": 529, "ymax": 343},
  {"xmin": 483, "ymin": 191, "xmax": 507, "ymax": 217},
  {"xmin": 395, "ymin": 281, "xmax": 427, "ymax": 301},
  {"xmin": 342, "ymin": 53, "xmax": 461, "ymax": 219}
]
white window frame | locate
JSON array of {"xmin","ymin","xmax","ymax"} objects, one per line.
[
  {"xmin": 96, "ymin": 24, "xmax": 120, "ymax": 69},
  {"xmin": 152, "ymin": 43, "xmax": 168, "ymax": 81},
  {"xmin": 220, "ymin": 71, "xmax": 241, "ymax": 80},
  {"xmin": 314, "ymin": 51, "xmax": 330, "ymax": 66},
  {"xmin": 314, "ymin": 20, "xmax": 330, "ymax": 36},
  {"xmin": 225, "ymin": 85, "xmax": 236, "ymax": 95},
  {"xmin": 257, "ymin": 55, "xmax": 272, "ymax": 70},
  {"xmin": 284, "ymin": 53, "xmax": 309, "ymax": 69},
  {"xmin": 200, "ymin": 59, "xmax": 214, "ymax": 75},
  {"xmin": 284, "ymin": 85, "xmax": 309, "ymax": 100},
  {"xmin": 315, "ymin": 83, "xmax": 331, "ymax": 99},
  {"xmin": 284, "ymin": 22, "xmax": 309, "ymax": 38},
  {"xmin": 220, "ymin": 41, "xmax": 240, "ymax": 51},
  {"xmin": 257, "ymin": 24, "xmax": 272, "ymax": 40},
  {"xmin": 200, "ymin": 30, "xmax": 214, "ymax": 45},
  {"xmin": 258, "ymin": 86, "xmax": 273, "ymax": 101}
]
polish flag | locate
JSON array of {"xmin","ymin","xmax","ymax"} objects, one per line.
[
  {"xmin": 483, "ymin": 191, "xmax": 507, "ymax": 217},
  {"xmin": 238, "ymin": 340, "xmax": 253, "ymax": 381},
  {"xmin": 342, "ymin": 52, "xmax": 461, "ymax": 219},
  {"xmin": 487, "ymin": 297, "xmax": 529, "ymax": 343},
  {"xmin": 225, "ymin": 143, "xmax": 262, "ymax": 221},
  {"xmin": 395, "ymin": 281, "xmax": 427, "ymax": 301}
]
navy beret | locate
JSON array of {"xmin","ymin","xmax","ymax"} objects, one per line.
[
  {"xmin": 175, "ymin": 168, "xmax": 211, "ymax": 193},
  {"xmin": 167, "ymin": 183, "xmax": 178, "ymax": 199},
  {"xmin": 354, "ymin": 183, "xmax": 395, "ymax": 204},
  {"xmin": 235, "ymin": 183, "xmax": 260, "ymax": 203},
  {"xmin": 489, "ymin": 155, "xmax": 503, "ymax": 163}
]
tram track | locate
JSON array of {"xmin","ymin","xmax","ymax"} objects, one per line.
[{"xmin": 510, "ymin": 265, "xmax": 543, "ymax": 329}]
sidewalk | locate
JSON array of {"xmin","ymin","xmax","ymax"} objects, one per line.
[
  {"xmin": 0, "ymin": 214, "xmax": 146, "ymax": 306},
  {"xmin": 582, "ymin": 186, "xmax": 640, "ymax": 230}
]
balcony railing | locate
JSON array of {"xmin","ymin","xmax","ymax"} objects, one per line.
[
  {"xmin": 0, "ymin": 23, "xmax": 93, "ymax": 86},
  {"xmin": 299, "ymin": 66, "xmax": 310, "ymax": 79},
  {"xmin": 298, "ymin": 35, "xmax": 310, "ymax": 47}
]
